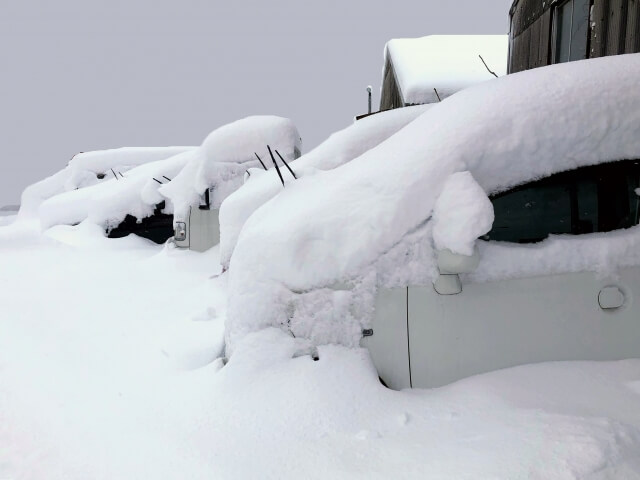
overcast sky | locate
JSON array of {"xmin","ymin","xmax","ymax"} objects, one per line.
[{"xmin": 0, "ymin": 0, "xmax": 511, "ymax": 207}]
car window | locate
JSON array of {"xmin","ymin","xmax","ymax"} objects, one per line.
[{"xmin": 483, "ymin": 160, "xmax": 640, "ymax": 243}]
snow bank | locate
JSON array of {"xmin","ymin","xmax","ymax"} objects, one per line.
[
  {"xmin": 160, "ymin": 116, "xmax": 301, "ymax": 219},
  {"xmin": 226, "ymin": 54, "xmax": 640, "ymax": 352},
  {"xmin": 19, "ymin": 147, "xmax": 194, "ymax": 218},
  {"xmin": 385, "ymin": 35, "xmax": 508, "ymax": 105},
  {"xmin": 219, "ymin": 105, "xmax": 431, "ymax": 268}
]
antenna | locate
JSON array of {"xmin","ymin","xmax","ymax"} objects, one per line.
[
  {"xmin": 267, "ymin": 145, "xmax": 285, "ymax": 187},
  {"xmin": 111, "ymin": 168, "xmax": 119, "ymax": 180},
  {"xmin": 152, "ymin": 178, "xmax": 163, "ymax": 184},
  {"xmin": 366, "ymin": 85, "xmax": 372, "ymax": 114},
  {"xmin": 479, "ymin": 55, "xmax": 498, "ymax": 78},
  {"xmin": 433, "ymin": 88, "xmax": 442, "ymax": 102},
  {"xmin": 275, "ymin": 150, "xmax": 297, "ymax": 179},
  {"xmin": 162, "ymin": 175, "xmax": 171, "ymax": 181},
  {"xmin": 254, "ymin": 152, "xmax": 268, "ymax": 170}
]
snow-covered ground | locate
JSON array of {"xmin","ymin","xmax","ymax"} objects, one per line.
[{"xmin": 2, "ymin": 221, "xmax": 640, "ymax": 479}]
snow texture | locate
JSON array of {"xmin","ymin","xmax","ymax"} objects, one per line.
[
  {"xmin": 385, "ymin": 35, "xmax": 508, "ymax": 105},
  {"xmin": 432, "ymin": 171, "xmax": 494, "ymax": 256},
  {"xmin": 226, "ymin": 54, "xmax": 640, "ymax": 352},
  {"xmin": 219, "ymin": 105, "xmax": 431, "ymax": 268}
]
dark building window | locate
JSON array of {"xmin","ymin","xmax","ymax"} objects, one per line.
[
  {"xmin": 553, "ymin": 0, "xmax": 591, "ymax": 63},
  {"xmin": 484, "ymin": 160, "xmax": 640, "ymax": 243}
]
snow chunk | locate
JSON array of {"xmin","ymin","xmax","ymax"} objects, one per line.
[
  {"xmin": 385, "ymin": 35, "xmax": 508, "ymax": 105},
  {"xmin": 432, "ymin": 171, "xmax": 494, "ymax": 256}
]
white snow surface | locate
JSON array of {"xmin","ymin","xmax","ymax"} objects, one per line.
[
  {"xmin": 385, "ymin": 35, "xmax": 508, "ymax": 105},
  {"xmin": 2, "ymin": 222, "xmax": 640, "ymax": 479},
  {"xmin": 160, "ymin": 115, "xmax": 301, "ymax": 218},
  {"xmin": 219, "ymin": 105, "xmax": 431, "ymax": 268},
  {"xmin": 19, "ymin": 147, "xmax": 194, "ymax": 218},
  {"xmin": 226, "ymin": 54, "xmax": 640, "ymax": 352}
]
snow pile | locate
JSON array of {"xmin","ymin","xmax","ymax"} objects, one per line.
[
  {"xmin": 432, "ymin": 171, "xmax": 494, "ymax": 256},
  {"xmin": 385, "ymin": 35, "xmax": 508, "ymax": 105},
  {"xmin": 160, "ymin": 116, "xmax": 301, "ymax": 219},
  {"xmin": 226, "ymin": 54, "xmax": 640, "ymax": 352},
  {"xmin": 219, "ymin": 105, "xmax": 430, "ymax": 267},
  {"xmin": 19, "ymin": 147, "xmax": 194, "ymax": 218}
]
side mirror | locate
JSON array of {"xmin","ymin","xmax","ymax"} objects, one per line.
[{"xmin": 433, "ymin": 248, "xmax": 479, "ymax": 295}]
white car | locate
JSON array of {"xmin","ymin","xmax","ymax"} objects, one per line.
[{"xmin": 366, "ymin": 152, "xmax": 640, "ymax": 390}]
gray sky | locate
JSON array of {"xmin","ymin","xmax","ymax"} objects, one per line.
[{"xmin": 0, "ymin": 0, "xmax": 511, "ymax": 207}]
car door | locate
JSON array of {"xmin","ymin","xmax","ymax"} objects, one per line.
[{"xmin": 407, "ymin": 160, "xmax": 640, "ymax": 388}]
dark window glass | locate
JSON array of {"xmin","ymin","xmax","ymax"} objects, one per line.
[
  {"xmin": 569, "ymin": 0, "xmax": 590, "ymax": 61},
  {"xmin": 484, "ymin": 160, "xmax": 640, "ymax": 243},
  {"xmin": 554, "ymin": 0, "xmax": 589, "ymax": 64}
]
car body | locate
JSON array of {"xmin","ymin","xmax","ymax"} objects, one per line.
[{"xmin": 364, "ymin": 158, "xmax": 640, "ymax": 389}]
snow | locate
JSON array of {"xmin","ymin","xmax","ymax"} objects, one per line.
[
  {"xmin": 432, "ymin": 171, "xmax": 494, "ymax": 256},
  {"xmin": 219, "ymin": 105, "xmax": 431, "ymax": 268},
  {"xmin": 37, "ymin": 151, "xmax": 192, "ymax": 230},
  {"xmin": 160, "ymin": 116, "xmax": 301, "ymax": 219},
  {"xmin": 19, "ymin": 116, "xmax": 299, "ymax": 233},
  {"xmin": 2, "ymin": 221, "xmax": 640, "ymax": 479},
  {"xmin": 19, "ymin": 147, "xmax": 194, "ymax": 218},
  {"xmin": 385, "ymin": 35, "xmax": 508, "ymax": 105},
  {"xmin": 225, "ymin": 54, "xmax": 640, "ymax": 352}
]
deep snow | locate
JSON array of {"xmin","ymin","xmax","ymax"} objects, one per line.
[{"xmin": 1, "ymin": 222, "xmax": 640, "ymax": 479}]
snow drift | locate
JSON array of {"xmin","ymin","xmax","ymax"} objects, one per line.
[{"xmin": 225, "ymin": 54, "xmax": 640, "ymax": 353}]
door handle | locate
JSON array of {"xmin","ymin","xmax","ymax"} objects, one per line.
[{"xmin": 598, "ymin": 286, "xmax": 625, "ymax": 310}]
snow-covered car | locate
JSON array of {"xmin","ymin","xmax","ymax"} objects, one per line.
[
  {"xmin": 161, "ymin": 116, "xmax": 302, "ymax": 252},
  {"xmin": 222, "ymin": 54, "xmax": 640, "ymax": 391},
  {"xmin": 366, "ymin": 158, "xmax": 640, "ymax": 390}
]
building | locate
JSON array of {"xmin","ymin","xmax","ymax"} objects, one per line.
[
  {"xmin": 379, "ymin": 35, "xmax": 508, "ymax": 111},
  {"xmin": 509, "ymin": 0, "xmax": 640, "ymax": 73}
]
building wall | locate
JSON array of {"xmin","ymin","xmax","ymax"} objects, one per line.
[
  {"xmin": 379, "ymin": 56, "xmax": 405, "ymax": 111},
  {"xmin": 509, "ymin": 0, "xmax": 640, "ymax": 73}
]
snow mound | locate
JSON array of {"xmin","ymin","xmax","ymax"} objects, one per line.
[
  {"xmin": 160, "ymin": 116, "xmax": 301, "ymax": 219},
  {"xmin": 226, "ymin": 54, "xmax": 640, "ymax": 353},
  {"xmin": 385, "ymin": 35, "xmax": 508, "ymax": 105},
  {"xmin": 219, "ymin": 105, "xmax": 431, "ymax": 268},
  {"xmin": 19, "ymin": 147, "xmax": 194, "ymax": 218}
]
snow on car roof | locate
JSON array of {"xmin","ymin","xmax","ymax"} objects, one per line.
[{"xmin": 385, "ymin": 35, "xmax": 508, "ymax": 105}]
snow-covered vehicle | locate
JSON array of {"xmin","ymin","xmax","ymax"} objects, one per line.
[
  {"xmin": 161, "ymin": 116, "xmax": 302, "ymax": 252},
  {"xmin": 223, "ymin": 54, "xmax": 640, "ymax": 391}
]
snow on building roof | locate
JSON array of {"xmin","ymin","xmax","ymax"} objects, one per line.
[{"xmin": 384, "ymin": 35, "xmax": 508, "ymax": 105}]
